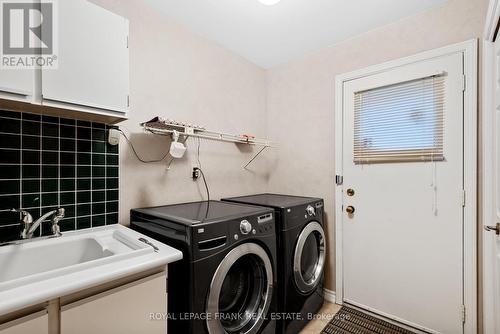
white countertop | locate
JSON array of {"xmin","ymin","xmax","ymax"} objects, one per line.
[{"xmin": 0, "ymin": 224, "xmax": 182, "ymax": 316}]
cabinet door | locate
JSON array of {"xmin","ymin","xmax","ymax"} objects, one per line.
[
  {"xmin": 42, "ymin": 0, "xmax": 129, "ymax": 114},
  {"xmin": 61, "ymin": 273, "xmax": 167, "ymax": 334},
  {"xmin": 0, "ymin": 0, "xmax": 35, "ymax": 103},
  {"xmin": 0, "ymin": 312, "xmax": 48, "ymax": 334},
  {"xmin": 0, "ymin": 69, "xmax": 34, "ymax": 102}
]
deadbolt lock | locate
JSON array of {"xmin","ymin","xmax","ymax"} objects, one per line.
[
  {"xmin": 346, "ymin": 206, "xmax": 355, "ymax": 214},
  {"xmin": 346, "ymin": 188, "xmax": 355, "ymax": 196}
]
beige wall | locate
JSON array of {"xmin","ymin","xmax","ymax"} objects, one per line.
[
  {"xmin": 266, "ymin": 0, "xmax": 489, "ymax": 291},
  {"xmin": 92, "ymin": 0, "xmax": 489, "ymax": 294},
  {"xmin": 90, "ymin": 0, "xmax": 270, "ymax": 222}
]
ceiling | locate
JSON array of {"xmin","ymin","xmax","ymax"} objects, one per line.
[{"xmin": 145, "ymin": 0, "xmax": 448, "ymax": 69}]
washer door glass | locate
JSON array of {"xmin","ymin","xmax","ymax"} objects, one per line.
[
  {"xmin": 293, "ymin": 221, "xmax": 326, "ymax": 293},
  {"xmin": 206, "ymin": 243, "xmax": 273, "ymax": 334}
]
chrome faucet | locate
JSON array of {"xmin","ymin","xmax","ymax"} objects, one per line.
[
  {"xmin": 10, "ymin": 209, "xmax": 33, "ymax": 238},
  {"xmin": 12, "ymin": 208, "xmax": 65, "ymax": 239}
]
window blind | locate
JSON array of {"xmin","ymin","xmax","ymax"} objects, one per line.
[{"xmin": 353, "ymin": 74, "xmax": 445, "ymax": 164}]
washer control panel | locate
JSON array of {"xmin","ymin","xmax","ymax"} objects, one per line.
[
  {"xmin": 256, "ymin": 213, "xmax": 274, "ymax": 234},
  {"xmin": 258, "ymin": 213, "xmax": 273, "ymax": 224},
  {"xmin": 227, "ymin": 213, "xmax": 274, "ymax": 239}
]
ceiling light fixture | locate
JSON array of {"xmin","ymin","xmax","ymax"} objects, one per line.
[{"xmin": 258, "ymin": 0, "xmax": 281, "ymax": 6}]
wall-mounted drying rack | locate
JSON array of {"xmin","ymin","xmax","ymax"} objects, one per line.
[{"xmin": 140, "ymin": 117, "xmax": 272, "ymax": 169}]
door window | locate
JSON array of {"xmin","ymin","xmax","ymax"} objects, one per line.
[{"xmin": 353, "ymin": 75, "xmax": 445, "ymax": 163}]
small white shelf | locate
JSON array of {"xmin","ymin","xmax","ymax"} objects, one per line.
[
  {"xmin": 141, "ymin": 118, "xmax": 271, "ymax": 147},
  {"xmin": 140, "ymin": 117, "xmax": 272, "ymax": 169}
]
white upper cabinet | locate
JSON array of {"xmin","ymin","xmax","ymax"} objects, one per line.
[
  {"xmin": 0, "ymin": 3, "xmax": 36, "ymax": 103},
  {"xmin": 41, "ymin": 0, "xmax": 129, "ymax": 116},
  {"xmin": 0, "ymin": 69, "xmax": 34, "ymax": 102}
]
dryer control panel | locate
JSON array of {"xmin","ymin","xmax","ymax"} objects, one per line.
[{"xmin": 282, "ymin": 200, "xmax": 324, "ymax": 230}]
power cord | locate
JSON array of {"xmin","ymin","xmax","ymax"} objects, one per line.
[
  {"xmin": 194, "ymin": 167, "xmax": 210, "ymax": 203},
  {"xmin": 194, "ymin": 138, "xmax": 210, "ymax": 202},
  {"xmin": 117, "ymin": 128, "xmax": 186, "ymax": 163},
  {"xmin": 117, "ymin": 128, "xmax": 210, "ymax": 204},
  {"xmin": 197, "ymin": 136, "xmax": 202, "ymax": 169}
]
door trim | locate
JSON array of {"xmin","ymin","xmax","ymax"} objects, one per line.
[
  {"xmin": 482, "ymin": 2, "xmax": 500, "ymax": 332},
  {"xmin": 334, "ymin": 39, "xmax": 478, "ymax": 334},
  {"xmin": 485, "ymin": 0, "xmax": 500, "ymax": 42},
  {"xmin": 481, "ymin": 38, "xmax": 497, "ymax": 334}
]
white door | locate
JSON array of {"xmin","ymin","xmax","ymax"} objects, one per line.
[
  {"xmin": 341, "ymin": 53, "xmax": 464, "ymax": 333},
  {"xmin": 41, "ymin": 0, "xmax": 129, "ymax": 113}
]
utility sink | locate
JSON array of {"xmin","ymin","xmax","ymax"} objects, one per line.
[
  {"xmin": 0, "ymin": 227, "xmax": 153, "ymax": 291},
  {"xmin": 0, "ymin": 238, "xmax": 114, "ymax": 285},
  {"xmin": 0, "ymin": 224, "xmax": 183, "ymax": 316}
]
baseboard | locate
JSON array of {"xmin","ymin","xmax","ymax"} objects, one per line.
[{"xmin": 323, "ymin": 288, "xmax": 336, "ymax": 303}]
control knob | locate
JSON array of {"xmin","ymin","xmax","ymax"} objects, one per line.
[
  {"xmin": 240, "ymin": 220, "xmax": 252, "ymax": 235},
  {"xmin": 306, "ymin": 205, "xmax": 316, "ymax": 216}
]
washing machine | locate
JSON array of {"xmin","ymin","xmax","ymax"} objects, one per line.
[
  {"xmin": 130, "ymin": 200, "xmax": 277, "ymax": 334},
  {"xmin": 222, "ymin": 194, "xmax": 326, "ymax": 334}
]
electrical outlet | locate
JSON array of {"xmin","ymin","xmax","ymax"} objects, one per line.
[{"xmin": 192, "ymin": 167, "xmax": 200, "ymax": 180}]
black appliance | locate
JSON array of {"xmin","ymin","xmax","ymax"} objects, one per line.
[
  {"xmin": 222, "ymin": 194, "xmax": 326, "ymax": 334},
  {"xmin": 130, "ymin": 200, "xmax": 277, "ymax": 334}
]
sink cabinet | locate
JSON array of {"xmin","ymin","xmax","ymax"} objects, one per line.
[
  {"xmin": 0, "ymin": 270, "xmax": 167, "ymax": 334},
  {"xmin": 61, "ymin": 272, "xmax": 166, "ymax": 334},
  {"xmin": 0, "ymin": 312, "xmax": 48, "ymax": 334}
]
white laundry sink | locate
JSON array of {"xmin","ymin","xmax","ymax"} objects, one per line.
[
  {"xmin": 0, "ymin": 228, "xmax": 151, "ymax": 290},
  {"xmin": 0, "ymin": 224, "xmax": 182, "ymax": 316},
  {"xmin": 0, "ymin": 237, "xmax": 114, "ymax": 285}
]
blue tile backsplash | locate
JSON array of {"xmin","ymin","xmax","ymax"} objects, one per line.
[{"xmin": 0, "ymin": 110, "xmax": 119, "ymax": 243}]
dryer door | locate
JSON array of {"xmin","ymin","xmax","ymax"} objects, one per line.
[
  {"xmin": 206, "ymin": 243, "xmax": 274, "ymax": 334},
  {"xmin": 293, "ymin": 221, "xmax": 326, "ymax": 293}
]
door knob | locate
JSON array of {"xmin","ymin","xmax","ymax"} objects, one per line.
[
  {"xmin": 346, "ymin": 206, "xmax": 355, "ymax": 214},
  {"xmin": 485, "ymin": 223, "xmax": 500, "ymax": 235}
]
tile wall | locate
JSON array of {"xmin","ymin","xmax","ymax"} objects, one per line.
[{"xmin": 0, "ymin": 110, "xmax": 119, "ymax": 243}]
